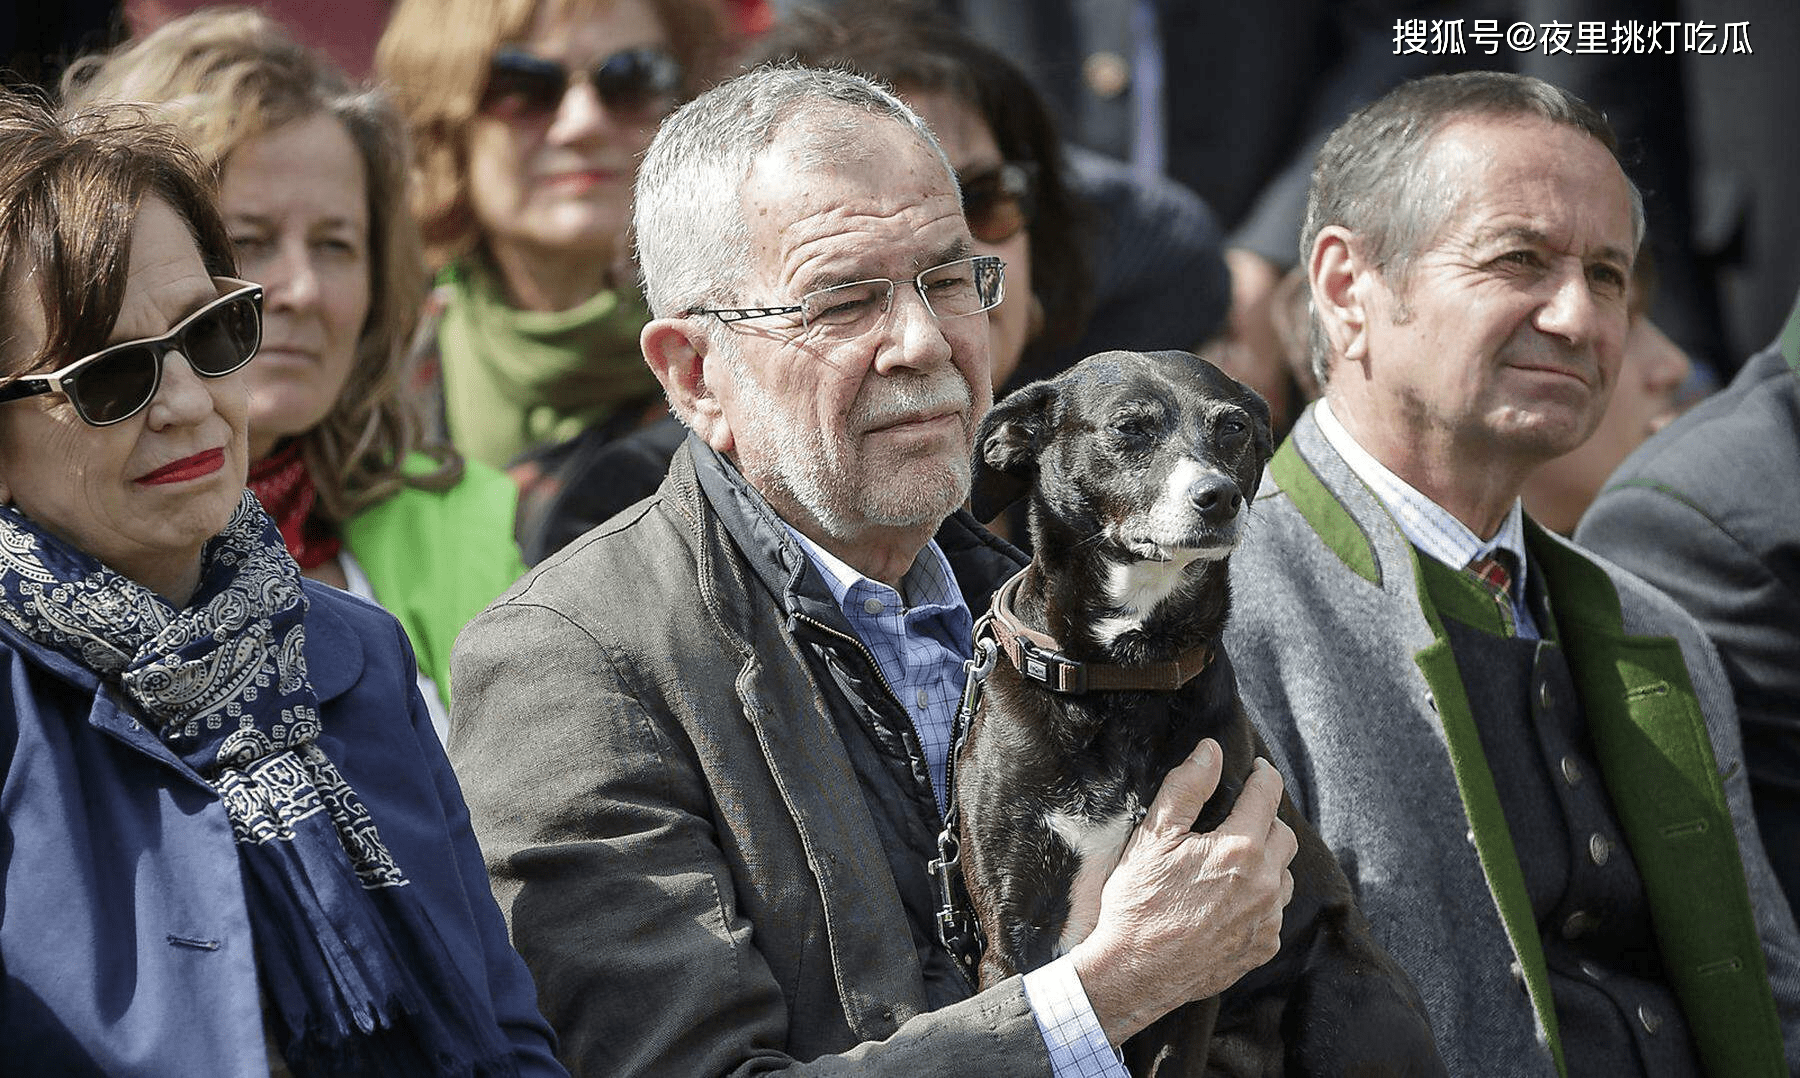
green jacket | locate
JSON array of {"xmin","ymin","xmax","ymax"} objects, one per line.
[
  {"xmin": 1224, "ymin": 408, "xmax": 1800, "ymax": 1077},
  {"xmin": 341, "ymin": 455, "xmax": 526, "ymax": 706}
]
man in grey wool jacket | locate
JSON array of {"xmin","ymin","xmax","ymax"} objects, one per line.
[
  {"xmin": 1224, "ymin": 71, "xmax": 1800, "ymax": 1077},
  {"xmin": 448, "ymin": 65, "xmax": 1297, "ymax": 1077}
]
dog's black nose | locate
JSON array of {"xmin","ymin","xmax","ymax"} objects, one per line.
[{"xmin": 1189, "ymin": 475, "xmax": 1243, "ymax": 523}]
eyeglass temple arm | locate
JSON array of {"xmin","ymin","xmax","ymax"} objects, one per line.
[
  {"xmin": 0, "ymin": 378, "xmax": 54, "ymax": 404},
  {"xmin": 689, "ymin": 305, "xmax": 804, "ymax": 323}
]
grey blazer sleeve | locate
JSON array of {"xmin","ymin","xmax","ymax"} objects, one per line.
[{"xmin": 447, "ymin": 598, "xmax": 1051, "ymax": 1078}]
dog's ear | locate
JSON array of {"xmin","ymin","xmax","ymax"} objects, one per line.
[{"xmin": 970, "ymin": 379, "xmax": 1059, "ymax": 523}]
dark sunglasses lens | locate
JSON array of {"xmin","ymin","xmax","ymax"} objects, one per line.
[
  {"xmin": 961, "ymin": 170, "xmax": 1031, "ymax": 244},
  {"xmin": 481, "ymin": 55, "xmax": 566, "ymax": 119},
  {"xmin": 69, "ymin": 347, "xmax": 159, "ymax": 425},
  {"xmin": 183, "ymin": 297, "xmax": 262, "ymax": 376},
  {"xmin": 593, "ymin": 49, "xmax": 680, "ymax": 117}
]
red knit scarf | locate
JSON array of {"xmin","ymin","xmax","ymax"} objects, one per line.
[{"xmin": 247, "ymin": 443, "xmax": 342, "ymax": 570}]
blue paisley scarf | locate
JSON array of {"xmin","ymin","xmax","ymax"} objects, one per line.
[{"xmin": 0, "ymin": 493, "xmax": 516, "ymax": 1078}]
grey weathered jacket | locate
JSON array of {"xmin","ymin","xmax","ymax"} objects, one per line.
[
  {"xmin": 449, "ymin": 439, "xmax": 1047, "ymax": 1077},
  {"xmin": 1223, "ymin": 408, "xmax": 1800, "ymax": 1077}
]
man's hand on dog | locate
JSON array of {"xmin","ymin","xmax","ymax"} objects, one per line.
[{"xmin": 1068, "ymin": 738, "xmax": 1299, "ymax": 1046}]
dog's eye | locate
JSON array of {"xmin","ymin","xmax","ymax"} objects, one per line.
[
  {"xmin": 1108, "ymin": 415, "xmax": 1156, "ymax": 443},
  {"xmin": 1218, "ymin": 417, "xmax": 1248, "ymax": 442}
]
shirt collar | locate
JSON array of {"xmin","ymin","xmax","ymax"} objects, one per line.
[
  {"xmin": 781, "ymin": 524, "xmax": 966, "ymax": 619},
  {"xmin": 1314, "ymin": 399, "xmax": 1531, "ymax": 589}
]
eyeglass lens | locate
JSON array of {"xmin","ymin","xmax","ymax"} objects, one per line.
[
  {"xmin": 481, "ymin": 47, "xmax": 681, "ymax": 122},
  {"xmin": 71, "ymin": 292, "xmax": 261, "ymax": 424},
  {"xmin": 959, "ymin": 163, "xmax": 1035, "ymax": 245},
  {"xmin": 800, "ymin": 257, "xmax": 1004, "ymax": 339}
]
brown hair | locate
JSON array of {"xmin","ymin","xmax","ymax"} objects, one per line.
[
  {"xmin": 64, "ymin": 6, "xmax": 457, "ymax": 524},
  {"xmin": 0, "ymin": 91, "xmax": 235, "ymax": 384},
  {"xmin": 376, "ymin": 0, "xmax": 728, "ymax": 270}
]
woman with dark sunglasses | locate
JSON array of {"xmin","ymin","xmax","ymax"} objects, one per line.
[
  {"xmin": 0, "ymin": 91, "xmax": 565, "ymax": 1077},
  {"xmin": 65, "ymin": 9, "xmax": 531, "ymax": 742},
  {"xmin": 375, "ymin": 0, "xmax": 726, "ymax": 478}
]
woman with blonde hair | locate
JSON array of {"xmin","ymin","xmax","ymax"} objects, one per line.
[
  {"xmin": 376, "ymin": 0, "xmax": 726, "ymax": 480},
  {"xmin": 67, "ymin": 7, "xmax": 527, "ymax": 738}
]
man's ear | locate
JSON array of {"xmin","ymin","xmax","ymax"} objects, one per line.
[
  {"xmin": 642, "ymin": 318, "xmax": 732, "ymax": 453},
  {"xmin": 1309, "ymin": 225, "xmax": 1373, "ymax": 367},
  {"xmin": 970, "ymin": 379, "xmax": 1058, "ymax": 523}
]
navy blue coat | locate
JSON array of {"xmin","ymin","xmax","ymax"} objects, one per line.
[{"xmin": 0, "ymin": 579, "xmax": 565, "ymax": 1076}]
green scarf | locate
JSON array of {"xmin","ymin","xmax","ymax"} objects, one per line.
[{"xmin": 437, "ymin": 259, "xmax": 661, "ymax": 469}]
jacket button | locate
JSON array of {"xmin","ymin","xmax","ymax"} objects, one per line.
[
  {"xmin": 1638, "ymin": 1005, "xmax": 1661, "ymax": 1034},
  {"xmin": 1589, "ymin": 833, "xmax": 1613, "ymax": 866},
  {"xmin": 1537, "ymin": 681, "xmax": 1553, "ymax": 710},
  {"xmin": 1579, "ymin": 961, "xmax": 1605, "ymax": 981},
  {"xmin": 1560, "ymin": 755, "xmax": 1583, "ymax": 787},
  {"xmin": 1562, "ymin": 910, "xmax": 1595, "ymax": 940}
]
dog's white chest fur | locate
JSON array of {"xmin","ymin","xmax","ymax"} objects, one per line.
[{"xmin": 1044, "ymin": 800, "xmax": 1141, "ymax": 954}]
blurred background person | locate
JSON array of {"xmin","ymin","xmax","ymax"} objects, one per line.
[
  {"xmin": 0, "ymin": 91, "xmax": 562, "ymax": 1077},
  {"xmin": 1522, "ymin": 251, "xmax": 1693, "ymax": 534},
  {"xmin": 375, "ymin": 0, "xmax": 726, "ymax": 483},
  {"xmin": 65, "ymin": 8, "xmax": 527, "ymax": 741},
  {"xmin": 518, "ymin": 0, "xmax": 1228, "ymax": 561}
]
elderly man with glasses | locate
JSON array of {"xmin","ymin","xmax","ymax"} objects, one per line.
[{"xmin": 449, "ymin": 65, "xmax": 1297, "ymax": 1078}]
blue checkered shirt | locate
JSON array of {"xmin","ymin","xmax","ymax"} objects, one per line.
[
  {"xmin": 1315, "ymin": 400, "xmax": 1540, "ymax": 639},
  {"xmin": 786, "ymin": 528, "xmax": 1128, "ymax": 1078}
]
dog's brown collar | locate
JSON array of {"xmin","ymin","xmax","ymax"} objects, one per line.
[{"xmin": 984, "ymin": 568, "xmax": 1214, "ymax": 694}]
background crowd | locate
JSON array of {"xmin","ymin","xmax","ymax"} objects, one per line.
[{"xmin": 1, "ymin": 0, "xmax": 1797, "ymax": 1075}]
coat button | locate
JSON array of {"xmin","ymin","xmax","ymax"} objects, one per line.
[
  {"xmin": 1589, "ymin": 833, "xmax": 1613, "ymax": 866},
  {"xmin": 1560, "ymin": 755, "xmax": 1583, "ymax": 787},
  {"xmin": 1538, "ymin": 681, "xmax": 1553, "ymax": 710},
  {"xmin": 1579, "ymin": 961, "xmax": 1605, "ymax": 981},
  {"xmin": 1562, "ymin": 910, "xmax": 1595, "ymax": 939},
  {"xmin": 1638, "ymin": 1005, "xmax": 1661, "ymax": 1034}
]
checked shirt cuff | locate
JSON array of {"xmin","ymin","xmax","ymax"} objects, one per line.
[{"xmin": 1022, "ymin": 955, "xmax": 1130, "ymax": 1078}]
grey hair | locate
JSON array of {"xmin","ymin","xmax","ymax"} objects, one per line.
[
  {"xmin": 1302, "ymin": 70, "xmax": 1646, "ymax": 387},
  {"xmin": 632, "ymin": 62, "xmax": 953, "ymax": 326}
]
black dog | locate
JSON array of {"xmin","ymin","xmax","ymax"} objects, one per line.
[{"xmin": 957, "ymin": 350, "xmax": 1444, "ymax": 1077}]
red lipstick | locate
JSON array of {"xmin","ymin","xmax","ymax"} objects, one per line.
[{"xmin": 137, "ymin": 448, "xmax": 224, "ymax": 486}]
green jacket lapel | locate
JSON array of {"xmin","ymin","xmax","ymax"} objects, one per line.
[{"xmin": 1533, "ymin": 528, "xmax": 1786, "ymax": 1077}]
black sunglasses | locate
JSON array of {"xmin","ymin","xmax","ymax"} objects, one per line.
[
  {"xmin": 959, "ymin": 161, "xmax": 1037, "ymax": 245},
  {"xmin": 0, "ymin": 278, "xmax": 263, "ymax": 427},
  {"xmin": 479, "ymin": 46, "xmax": 683, "ymax": 123}
]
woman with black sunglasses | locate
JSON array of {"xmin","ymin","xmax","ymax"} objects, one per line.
[
  {"xmin": 376, "ymin": 0, "xmax": 726, "ymax": 479},
  {"xmin": 65, "ymin": 8, "xmax": 530, "ymax": 742},
  {"xmin": 0, "ymin": 91, "xmax": 565, "ymax": 1077}
]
